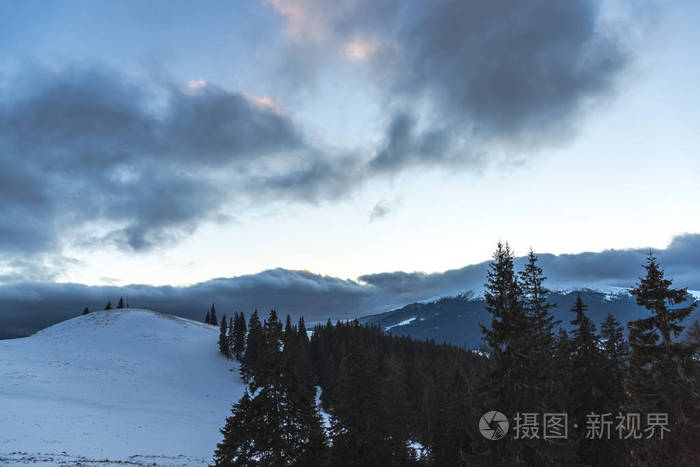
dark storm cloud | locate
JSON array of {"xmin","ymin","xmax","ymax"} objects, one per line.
[
  {"xmin": 2, "ymin": 1, "xmax": 638, "ymax": 276},
  {"xmin": 274, "ymin": 0, "xmax": 632, "ymax": 169},
  {"xmin": 4, "ymin": 234, "xmax": 697, "ymax": 339},
  {"xmin": 0, "ymin": 66, "xmax": 350, "ymax": 274}
]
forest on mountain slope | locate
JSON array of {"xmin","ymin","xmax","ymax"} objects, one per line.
[{"xmin": 210, "ymin": 244, "xmax": 700, "ymax": 466}]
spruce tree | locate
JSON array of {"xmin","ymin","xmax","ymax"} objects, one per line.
[
  {"xmin": 601, "ymin": 313, "xmax": 626, "ymax": 366},
  {"xmin": 626, "ymin": 254, "xmax": 699, "ymax": 465},
  {"xmin": 82, "ymin": 307, "xmax": 90, "ymax": 315},
  {"xmin": 380, "ymin": 354, "xmax": 413, "ymax": 464},
  {"xmin": 240, "ymin": 310, "xmax": 262, "ymax": 384},
  {"xmin": 214, "ymin": 313, "xmax": 329, "ymax": 466},
  {"xmin": 284, "ymin": 314, "xmax": 296, "ymax": 344},
  {"xmin": 557, "ymin": 296, "xmax": 627, "ymax": 464},
  {"xmin": 600, "ymin": 313, "xmax": 627, "ymax": 407},
  {"xmin": 476, "ymin": 242, "xmax": 533, "ymax": 465},
  {"xmin": 232, "ymin": 312, "xmax": 247, "ymax": 361},
  {"xmin": 432, "ymin": 360, "xmax": 473, "ymax": 466},
  {"xmin": 210, "ymin": 304, "xmax": 218, "ymax": 326},
  {"xmin": 518, "ymin": 250, "xmax": 560, "ymax": 411},
  {"xmin": 330, "ymin": 344, "xmax": 392, "ymax": 466},
  {"xmin": 104, "ymin": 301, "xmax": 112, "ymax": 310},
  {"xmin": 227, "ymin": 315, "xmax": 234, "ymax": 358},
  {"xmin": 117, "ymin": 297, "xmax": 125, "ymax": 309},
  {"xmin": 254, "ymin": 310, "xmax": 284, "ymax": 389},
  {"xmin": 205, "ymin": 310, "xmax": 211, "ymax": 324},
  {"xmin": 219, "ymin": 314, "xmax": 230, "ymax": 359},
  {"xmin": 295, "ymin": 316, "xmax": 315, "ymax": 392},
  {"xmin": 685, "ymin": 319, "xmax": 700, "ymax": 358}
]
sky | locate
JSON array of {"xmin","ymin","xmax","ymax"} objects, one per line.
[{"xmin": 0, "ymin": 0, "xmax": 699, "ymax": 293}]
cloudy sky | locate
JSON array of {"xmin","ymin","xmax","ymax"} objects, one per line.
[{"xmin": 1, "ymin": 0, "xmax": 699, "ymax": 295}]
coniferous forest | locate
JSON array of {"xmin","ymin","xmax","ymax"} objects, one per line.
[{"xmin": 211, "ymin": 244, "xmax": 699, "ymax": 466}]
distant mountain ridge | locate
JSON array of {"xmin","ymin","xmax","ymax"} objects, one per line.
[
  {"xmin": 2, "ymin": 233, "xmax": 699, "ymax": 338},
  {"xmin": 360, "ymin": 289, "xmax": 700, "ymax": 349}
]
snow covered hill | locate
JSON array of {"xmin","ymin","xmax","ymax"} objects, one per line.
[{"xmin": 0, "ymin": 309, "xmax": 246, "ymax": 466}]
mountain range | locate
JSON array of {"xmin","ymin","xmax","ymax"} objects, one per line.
[{"xmin": 360, "ymin": 289, "xmax": 700, "ymax": 349}]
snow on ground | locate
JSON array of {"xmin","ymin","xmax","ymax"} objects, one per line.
[
  {"xmin": 0, "ymin": 309, "xmax": 246, "ymax": 466},
  {"xmin": 314, "ymin": 386, "xmax": 331, "ymax": 436},
  {"xmin": 384, "ymin": 317, "xmax": 416, "ymax": 331}
]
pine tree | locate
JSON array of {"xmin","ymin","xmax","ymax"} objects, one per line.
[
  {"xmin": 330, "ymin": 344, "xmax": 392, "ymax": 466},
  {"xmin": 219, "ymin": 314, "xmax": 230, "ymax": 359},
  {"xmin": 210, "ymin": 304, "xmax": 218, "ymax": 326},
  {"xmin": 518, "ymin": 250, "xmax": 560, "ymax": 409},
  {"xmin": 205, "ymin": 310, "xmax": 211, "ymax": 324},
  {"xmin": 214, "ymin": 313, "xmax": 329, "ymax": 466},
  {"xmin": 380, "ymin": 354, "xmax": 413, "ymax": 464},
  {"xmin": 284, "ymin": 314, "xmax": 295, "ymax": 344},
  {"xmin": 82, "ymin": 307, "xmax": 90, "ymax": 315},
  {"xmin": 232, "ymin": 312, "xmax": 247, "ymax": 361},
  {"xmin": 519, "ymin": 249, "xmax": 558, "ymax": 357},
  {"xmin": 240, "ymin": 310, "xmax": 262, "ymax": 384},
  {"xmin": 685, "ymin": 319, "xmax": 700, "ymax": 358},
  {"xmin": 295, "ymin": 316, "xmax": 315, "ymax": 392},
  {"xmin": 600, "ymin": 313, "xmax": 627, "ymax": 406},
  {"xmin": 476, "ymin": 242, "xmax": 534, "ymax": 465},
  {"xmin": 227, "ymin": 315, "xmax": 234, "ymax": 358},
  {"xmin": 117, "ymin": 297, "xmax": 125, "ymax": 309},
  {"xmin": 601, "ymin": 313, "xmax": 626, "ymax": 366},
  {"xmin": 626, "ymin": 254, "xmax": 699, "ymax": 465},
  {"xmin": 104, "ymin": 301, "xmax": 112, "ymax": 310},
  {"xmin": 254, "ymin": 310, "xmax": 284, "ymax": 389},
  {"xmin": 432, "ymin": 360, "xmax": 473, "ymax": 466}
]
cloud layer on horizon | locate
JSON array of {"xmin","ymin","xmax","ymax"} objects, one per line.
[{"xmin": 2, "ymin": 233, "xmax": 698, "ymax": 338}]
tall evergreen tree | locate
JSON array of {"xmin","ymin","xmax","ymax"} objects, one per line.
[
  {"xmin": 253, "ymin": 310, "xmax": 285, "ymax": 388},
  {"xmin": 219, "ymin": 314, "xmax": 230, "ymax": 359},
  {"xmin": 205, "ymin": 310, "xmax": 211, "ymax": 324},
  {"xmin": 232, "ymin": 312, "xmax": 247, "ymax": 361},
  {"xmin": 240, "ymin": 310, "xmax": 263, "ymax": 384},
  {"xmin": 601, "ymin": 313, "xmax": 626, "ymax": 366},
  {"xmin": 214, "ymin": 326, "xmax": 329, "ymax": 466},
  {"xmin": 117, "ymin": 297, "xmax": 125, "ymax": 309},
  {"xmin": 104, "ymin": 301, "xmax": 112, "ymax": 310},
  {"xmin": 330, "ymin": 344, "xmax": 394, "ymax": 466},
  {"xmin": 284, "ymin": 314, "xmax": 296, "ymax": 345},
  {"xmin": 567, "ymin": 295, "xmax": 624, "ymax": 464},
  {"xmin": 380, "ymin": 354, "xmax": 413, "ymax": 464},
  {"xmin": 431, "ymin": 360, "xmax": 473, "ymax": 466},
  {"xmin": 295, "ymin": 316, "xmax": 315, "ymax": 392},
  {"xmin": 626, "ymin": 254, "xmax": 699, "ymax": 465},
  {"xmin": 227, "ymin": 315, "xmax": 234, "ymax": 357},
  {"xmin": 476, "ymin": 242, "xmax": 535, "ymax": 464},
  {"xmin": 210, "ymin": 304, "xmax": 218, "ymax": 326},
  {"xmin": 82, "ymin": 307, "xmax": 90, "ymax": 315},
  {"xmin": 600, "ymin": 313, "xmax": 627, "ymax": 410},
  {"xmin": 685, "ymin": 319, "xmax": 700, "ymax": 358},
  {"xmin": 518, "ymin": 250, "xmax": 560, "ymax": 411}
]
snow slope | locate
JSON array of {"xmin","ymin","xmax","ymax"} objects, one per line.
[{"xmin": 0, "ymin": 309, "xmax": 246, "ymax": 466}]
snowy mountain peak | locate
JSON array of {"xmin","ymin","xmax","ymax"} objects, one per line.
[{"xmin": 34, "ymin": 308, "xmax": 212, "ymax": 340}]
